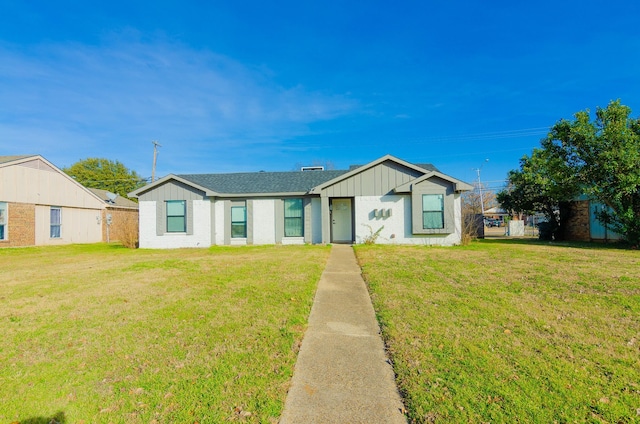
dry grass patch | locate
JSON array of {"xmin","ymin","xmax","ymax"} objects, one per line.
[
  {"xmin": 356, "ymin": 240, "xmax": 640, "ymax": 423},
  {"xmin": 0, "ymin": 243, "xmax": 329, "ymax": 423}
]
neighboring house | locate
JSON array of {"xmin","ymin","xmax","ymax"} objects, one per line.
[
  {"xmin": 0, "ymin": 155, "xmax": 139, "ymax": 247},
  {"xmin": 483, "ymin": 206, "xmax": 509, "ymax": 224},
  {"xmin": 129, "ymin": 154, "xmax": 473, "ymax": 248},
  {"xmin": 564, "ymin": 196, "xmax": 623, "ymax": 242},
  {"xmin": 87, "ymin": 188, "xmax": 139, "ymax": 243}
]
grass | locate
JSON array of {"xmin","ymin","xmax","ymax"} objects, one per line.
[
  {"xmin": 0, "ymin": 243, "xmax": 330, "ymax": 423},
  {"xmin": 355, "ymin": 240, "xmax": 640, "ymax": 423}
]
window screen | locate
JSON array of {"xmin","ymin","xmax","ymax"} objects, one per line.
[
  {"xmin": 0, "ymin": 202, "xmax": 6, "ymax": 240},
  {"xmin": 422, "ymin": 194, "xmax": 444, "ymax": 229},
  {"xmin": 50, "ymin": 207, "xmax": 61, "ymax": 238},
  {"xmin": 284, "ymin": 199, "xmax": 303, "ymax": 237},
  {"xmin": 166, "ymin": 200, "xmax": 186, "ymax": 232},
  {"xmin": 231, "ymin": 206, "xmax": 247, "ymax": 238}
]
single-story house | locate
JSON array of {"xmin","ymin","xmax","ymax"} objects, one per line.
[
  {"xmin": 129, "ymin": 154, "xmax": 473, "ymax": 248},
  {"xmin": 0, "ymin": 155, "xmax": 139, "ymax": 247}
]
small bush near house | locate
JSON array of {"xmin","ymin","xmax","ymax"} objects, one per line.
[
  {"xmin": 118, "ymin": 212, "xmax": 139, "ymax": 248},
  {"xmin": 361, "ymin": 224, "xmax": 384, "ymax": 244},
  {"xmin": 461, "ymin": 212, "xmax": 483, "ymax": 245}
]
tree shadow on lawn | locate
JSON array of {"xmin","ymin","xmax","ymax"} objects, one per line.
[
  {"xmin": 477, "ymin": 237, "xmax": 631, "ymax": 250},
  {"xmin": 12, "ymin": 411, "xmax": 65, "ymax": 424}
]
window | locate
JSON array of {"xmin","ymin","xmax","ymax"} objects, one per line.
[
  {"xmin": 231, "ymin": 205, "xmax": 247, "ymax": 238},
  {"xmin": 0, "ymin": 202, "xmax": 6, "ymax": 240},
  {"xmin": 422, "ymin": 194, "xmax": 444, "ymax": 229},
  {"xmin": 166, "ymin": 200, "xmax": 186, "ymax": 232},
  {"xmin": 50, "ymin": 207, "xmax": 61, "ymax": 238},
  {"xmin": 284, "ymin": 198, "xmax": 303, "ymax": 237}
]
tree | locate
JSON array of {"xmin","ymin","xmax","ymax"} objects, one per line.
[
  {"xmin": 497, "ymin": 146, "xmax": 580, "ymax": 240},
  {"xmin": 546, "ymin": 100, "xmax": 640, "ymax": 245},
  {"xmin": 498, "ymin": 100, "xmax": 640, "ymax": 244},
  {"xmin": 462, "ymin": 183, "xmax": 496, "ymax": 215},
  {"xmin": 63, "ymin": 158, "xmax": 146, "ymax": 199}
]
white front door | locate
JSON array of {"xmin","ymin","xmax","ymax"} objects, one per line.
[{"xmin": 331, "ymin": 199, "xmax": 352, "ymax": 243}]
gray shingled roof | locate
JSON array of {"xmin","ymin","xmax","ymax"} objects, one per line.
[
  {"xmin": 0, "ymin": 155, "xmax": 35, "ymax": 165},
  {"xmin": 87, "ymin": 188, "xmax": 139, "ymax": 209},
  {"xmin": 178, "ymin": 170, "xmax": 349, "ymax": 194},
  {"xmin": 176, "ymin": 160, "xmax": 439, "ymax": 195}
]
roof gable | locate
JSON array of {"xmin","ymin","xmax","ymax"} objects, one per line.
[
  {"xmin": 309, "ymin": 154, "xmax": 431, "ymax": 194},
  {"xmin": 0, "ymin": 155, "xmax": 106, "ymax": 208},
  {"xmin": 394, "ymin": 170, "xmax": 474, "ymax": 193}
]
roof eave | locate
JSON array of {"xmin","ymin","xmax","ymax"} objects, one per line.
[
  {"xmin": 0, "ymin": 155, "xmax": 39, "ymax": 167},
  {"xmin": 215, "ymin": 191, "xmax": 314, "ymax": 198},
  {"xmin": 129, "ymin": 174, "xmax": 218, "ymax": 198},
  {"xmin": 393, "ymin": 171, "xmax": 474, "ymax": 193}
]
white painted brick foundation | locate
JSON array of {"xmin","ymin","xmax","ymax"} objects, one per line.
[
  {"xmin": 354, "ymin": 195, "xmax": 461, "ymax": 246},
  {"xmin": 139, "ymin": 200, "xmax": 212, "ymax": 249}
]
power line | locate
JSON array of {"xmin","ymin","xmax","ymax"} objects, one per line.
[{"xmin": 404, "ymin": 127, "xmax": 549, "ymax": 144}]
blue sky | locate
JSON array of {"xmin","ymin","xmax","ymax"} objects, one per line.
[{"xmin": 1, "ymin": 1, "xmax": 639, "ymax": 190}]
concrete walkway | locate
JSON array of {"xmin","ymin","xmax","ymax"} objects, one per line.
[{"xmin": 279, "ymin": 244, "xmax": 407, "ymax": 424}]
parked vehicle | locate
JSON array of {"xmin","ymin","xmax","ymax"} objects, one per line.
[{"xmin": 485, "ymin": 218, "xmax": 502, "ymax": 227}]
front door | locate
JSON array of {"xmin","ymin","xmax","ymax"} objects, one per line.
[{"xmin": 331, "ymin": 198, "xmax": 353, "ymax": 243}]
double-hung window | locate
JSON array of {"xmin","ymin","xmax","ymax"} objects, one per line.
[
  {"xmin": 0, "ymin": 202, "xmax": 6, "ymax": 240},
  {"xmin": 50, "ymin": 207, "xmax": 62, "ymax": 238},
  {"xmin": 231, "ymin": 205, "xmax": 247, "ymax": 238},
  {"xmin": 422, "ymin": 194, "xmax": 444, "ymax": 229},
  {"xmin": 166, "ymin": 200, "xmax": 186, "ymax": 232},
  {"xmin": 284, "ymin": 199, "xmax": 303, "ymax": 237}
]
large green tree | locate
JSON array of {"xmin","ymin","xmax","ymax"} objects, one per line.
[
  {"xmin": 548, "ymin": 100, "xmax": 640, "ymax": 245},
  {"xmin": 63, "ymin": 158, "xmax": 146, "ymax": 199},
  {"xmin": 498, "ymin": 100, "xmax": 640, "ymax": 244},
  {"xmin": 497, "ymin": 143, "xmax": 580, "ymax": 240}
]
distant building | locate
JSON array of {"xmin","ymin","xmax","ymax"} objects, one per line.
[{"xmin": 0, "ymin": 155, "xmax": 138, "ymax": 247}]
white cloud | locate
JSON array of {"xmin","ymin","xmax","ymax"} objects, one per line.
[{"xmin": 0, "ymin": 35, "xmax": 358, "ymax": 174}]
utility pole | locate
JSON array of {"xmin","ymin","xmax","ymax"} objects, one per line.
[
  {"xmin": 152, "ymin": 140, "xmax": 162, "ymax": 182},
  {"xmin": 473, "ymin": 159, "xmax": 489, "ymax": 216}
]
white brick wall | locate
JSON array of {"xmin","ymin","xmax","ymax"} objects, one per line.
[
  {"xmin": 213, "ymin": 200, "xmax": 225, "ymax": 245},
  {"xmin": 138, "ymin": 194, "xmax": 463, "ymax": 248},
  {"xmin": 354, "ymin": 195, "xmax": 461, "ymax": 246},
  {"xmin": 252, "ymin": 199, "xmax": 276, "ymax": 244},
  {"xmin": 139, "ymin": 200, "xmax": 212, "ymax": 249}
]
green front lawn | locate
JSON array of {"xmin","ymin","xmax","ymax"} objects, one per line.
[
  {"xmin": 0, "ymin": 244, "xmax": 330, "ymax": 423},
  {"xmin": 356, "ymin": 241, "xmax": 640, "ymax": 423}
]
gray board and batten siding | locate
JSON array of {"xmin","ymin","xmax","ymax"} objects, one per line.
[
  {"xmin": 138, "ymin": 180, "xmax": 207, "ymax": 202},
  {"xmin": 320, "ymin": 160, "xmax": 425, "ymax": 197},
  {"xmin": 141, "ymin": 181, "xmax": 205, "ymax": 237}
]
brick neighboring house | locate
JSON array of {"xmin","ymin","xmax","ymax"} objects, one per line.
[
  {"xmin": 0, "ymin": 155, "xmax": 138, "ymax": 247},
  {"xmin": 87, "ymin": 188, "xmax": 139, "ymax": 243},
  {"xmin": 564, "ymin": 196, "xmax": 623, "ymax": 242}
]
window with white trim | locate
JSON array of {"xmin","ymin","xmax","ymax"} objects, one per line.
[
  {"xmin": 50, "ymin": 207, "xmax": 61, "ymax": 238},
  {"xmin": 0, "ymin": 202, "xmax": 6, "ymax": 240},
  {"xmin": 284, "ymin": 198, "xmax": 303, "ymax": 237}
]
